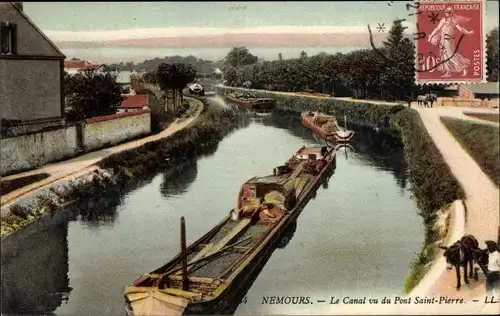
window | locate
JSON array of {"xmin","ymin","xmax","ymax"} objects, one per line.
[{"xmin": 1, "ymin": 22, "xmax": 17, "ymax": 55}]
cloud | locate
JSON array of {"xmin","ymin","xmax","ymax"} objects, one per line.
[{"xmin": 46, "ymin": 25, "xmax": 415, "ymax": 49}]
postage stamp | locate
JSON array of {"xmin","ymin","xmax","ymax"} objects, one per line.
[{"xmin": 415, "ymin": 0, "xmax": 487, "ymax": 84}]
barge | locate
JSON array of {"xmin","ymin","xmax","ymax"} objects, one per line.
[
  {"xmin": 301, "ymin": 111, "xmax": 355, "ymax": 142},
  {"xmin": 124, "ymin": 145, "xmax": 336, "ymax": 316},
  {"xmin": 225, "ymin": 92, "xmax": 276, "ymax": 115}
]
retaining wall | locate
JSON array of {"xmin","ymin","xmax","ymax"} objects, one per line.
[
  {"xmin": 83, "ymin": 109, "xmax": 151, "ymax": 151},
  {"xmin": 1, "ymin": 126, "xmax": 79, "ymax": 175}
]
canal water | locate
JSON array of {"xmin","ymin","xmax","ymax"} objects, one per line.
[{"xmin": 1, "ymin": 96, "xmax": 423, "ymax": 316}]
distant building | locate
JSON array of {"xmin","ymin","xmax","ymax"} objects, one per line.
[
  {"xmin": 64, "ymin": 59, "xmax": 104, "ymax": 75},
  {"xmin": 445, "ymin": 83, "xmax": 499, "ymax": 100},
  {"xmin": 117, "ymin": 95, "xmax": 149, "ymax": 114},
  {"xmin": 130, "ymin": 70, "xmax": 146, "ymax": 93},
  {"xmin": 0, "ymin": 2, "xmax": 66, "ymax": 133}
]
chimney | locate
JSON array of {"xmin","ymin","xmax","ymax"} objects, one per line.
[{"xmin": 11, "ymin": 2, "xmax": 23, "ymax": 11}]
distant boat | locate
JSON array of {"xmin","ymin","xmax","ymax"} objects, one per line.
[
  {"xmin": 301, "ymin": 111, "xmax": 355, "ymax": 142},
  {"xmin": 225, "ymin": 91, "xmax": 276, "ymax": 115},
  {"xmin": 124, "ymin": 145, "xmax": 336, "ymax": 316}
]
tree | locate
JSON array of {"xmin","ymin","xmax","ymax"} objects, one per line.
[
  {"xmin": 155, "ymin": 63, "xmax": 197, "ymax": 114},
  {"xmin": 486, "ymin": 27, "xmax": 499, "ymax": 82},
  {"xmin": 380, "ymin": 19, "xmax": 416, "ymax": 99},
  {"xmin": 224, "ymin": 47, "xmax": 259, "ymax": 69},
  {"xmin": 142, "ymin": 70, "xmax": 157, "ymax": 84},
  {"xmin": 383, "ymin": 20, "xmax": 407, "ymax": 49},
  {"xmin": 65, "ymin": 69, "xmax": 123, "ymax": 119}
]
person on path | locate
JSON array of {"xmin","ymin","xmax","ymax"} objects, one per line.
[
  {"xmin": 485, "ymin": 240, "xmax": 500, "ymax": 296},
  {"xmin": 406, "ymin": 95, "xmax": 412, "ymax": 108}
]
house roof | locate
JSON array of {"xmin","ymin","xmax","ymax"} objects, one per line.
[
  {"xmin": 64, "ymin": 60, "xmax": 104, "ymax": 71},
  {"xmin": 9, "ymin": 2, "xmax": 65, "ymax": 58},
  {"xmin": 120, "ymin": 95, "xmax": 148, "ymax": 108},
  {"xmin": 464, "ymin": 82, "xmax": 499, "ymax": 95}
]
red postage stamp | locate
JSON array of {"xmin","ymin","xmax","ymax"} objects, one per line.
[{"xmin": 415, "ymin": 0, "xmax": 486, "ymax": 84}]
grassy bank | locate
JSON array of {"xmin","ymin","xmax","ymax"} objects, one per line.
[
  {"xmin": 217, "ymin": 87, "xmax": 464, "ymax": 293},
  {"xmin": 441, "ymin": 117, "xmax": 499, "ymax": 187},
  {"xmin": 463, "ymin": 112, "xmax": 500, "ymax": 123}
]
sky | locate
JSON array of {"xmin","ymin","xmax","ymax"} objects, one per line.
[{"xmin": 22, "ymin": 1, "xmax": 500, "ymax": 63}]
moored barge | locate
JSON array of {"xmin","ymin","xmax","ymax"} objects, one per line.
[
  {"xmin": 301, "ymin": 111, "xmax": 355, "ymax": 142},
  {"xmin": 124, "ymin": 145, "xmax": 336, "ymax": 316},
  {"xmin": 225, "ymin": 92, "xmax": 276, "ymax": 115}
]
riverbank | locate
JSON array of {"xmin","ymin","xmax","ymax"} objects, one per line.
[
  {"xmin": 1, "ymin": 98, "xmax": 236, "ymax": 239},
  {"xmin": 216, "ymin": 86, "xmax": 465, "ymax": 293}
]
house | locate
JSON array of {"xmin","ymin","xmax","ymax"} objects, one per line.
[
  {"xmin": 1, "ymin": 2, "xmax": 66, "ymax": 134},
  {"xmin": 439, "ymin": 83, "xmax": 499, "ymax": 108},
  {"xmin": 117, "ymin": 95, "xmax": 149, "ymax": 114},
  {"xmin": 64, "ymin": 58, "xmax": 104, "ymax": 75}
]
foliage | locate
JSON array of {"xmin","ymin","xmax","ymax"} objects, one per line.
[
  {"xmin": 106, "ymin": 55, "xmax": 223, "ymax": 75},
  {"xmin": 64, "ymin": 69, "xmax": 123, "ymax": 119},
  {"xmin": 441, "ymin": 117, "xmax": 499, "ymax": 187},
  {"xmin": 222, "ymin": 37, "xmax": 418, "ymax": 100},
  {"xmin": 486, "ymin": 27, "xmax": 499, "ymax": 82},
  {"xmin": 98, "ymin": 100, "xmax": 236, "ymax": 179},
  {"xmin": 224, "ymin": 47, "xmax": 259, "ymax": 69}
]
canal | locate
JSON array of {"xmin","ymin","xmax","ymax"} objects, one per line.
[{"xmin": 1, "ymin": 96, "xmax": 424, "ymax": 316}]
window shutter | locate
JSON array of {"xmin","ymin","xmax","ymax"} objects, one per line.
[
  {"xmin": 0, "ymin": 22, "xmax": 8, "ymax": 54},
  {"xmin": 10, "ymin": 24, "xmax": 17, "ymax": 54}
]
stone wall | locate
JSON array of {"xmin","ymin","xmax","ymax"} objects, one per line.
[
  {"xmin": 83, "ymin": 110, "xmax": 151, "ymax": 151},
  {"xmin": 1, "ymin": 126, "xmax": 79, "ymax": 176},
  {"xmin": 1, "ymin": 110, "xmax": 151, "ymax": 176}
]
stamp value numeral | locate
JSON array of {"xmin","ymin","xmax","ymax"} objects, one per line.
[{"xmin": 415, "ymin": 0, "xmax": 485, "ymax": 83}]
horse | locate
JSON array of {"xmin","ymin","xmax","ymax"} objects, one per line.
[
  {"xmin": 416, "ymin": 95, "xmax": 426, "ymax": 107},
  {"xmin": 439, "ymin": 235, "xmax": 480, "ymax": 290}
]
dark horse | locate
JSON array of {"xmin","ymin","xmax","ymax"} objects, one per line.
[{"xmin": 439, "ymin": 235, "xmax": 481, "ymax": 290}]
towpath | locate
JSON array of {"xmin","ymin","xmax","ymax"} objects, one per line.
[
  {"xmin": 0, "ymin": 98, "xmax": 204, "ymax": 210},
  {"xmin": 411, "ymin": 106, "xmax": 499, "ymax": 307}
]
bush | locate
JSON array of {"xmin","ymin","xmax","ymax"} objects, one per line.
[{"xmin": 441, "ymin": 117, "xmax": 499, "ymax": 187}]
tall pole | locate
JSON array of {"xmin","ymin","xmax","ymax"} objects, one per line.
[{"xmin": 180, "ymin": 216, "xmax": 189, "ymax": 291}]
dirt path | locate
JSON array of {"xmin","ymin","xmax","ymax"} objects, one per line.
[
  {"xmin": 414, "ymin": 107, "xmax": 499, "ymax": 312},
  {"xmin": 0, "ymin": 98, "xmax": 203, "ymax": 209}
]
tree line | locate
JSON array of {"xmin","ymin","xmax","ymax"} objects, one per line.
[
  {"xmin": 107, "ymin": 55, "xmax": 222, "ymax": 75},
  {"xmin": 223, "ymin": 24, "xmax": 499, "ymax": 100}
]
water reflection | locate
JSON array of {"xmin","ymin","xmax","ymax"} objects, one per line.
[
  {"xmin": 220, "ymin": 222, "xmax": 298, "ymax": 315},
  {"xmin": 1, "ymin": 222, "xmax": 71, "ymax": 315},
  {"xmin": 256, "ymin": 112, "xmax": 409, "ymax": 191},
  {"xmin": 160, "ymin": 158, "xmax": 198, "ymax": 198}
]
